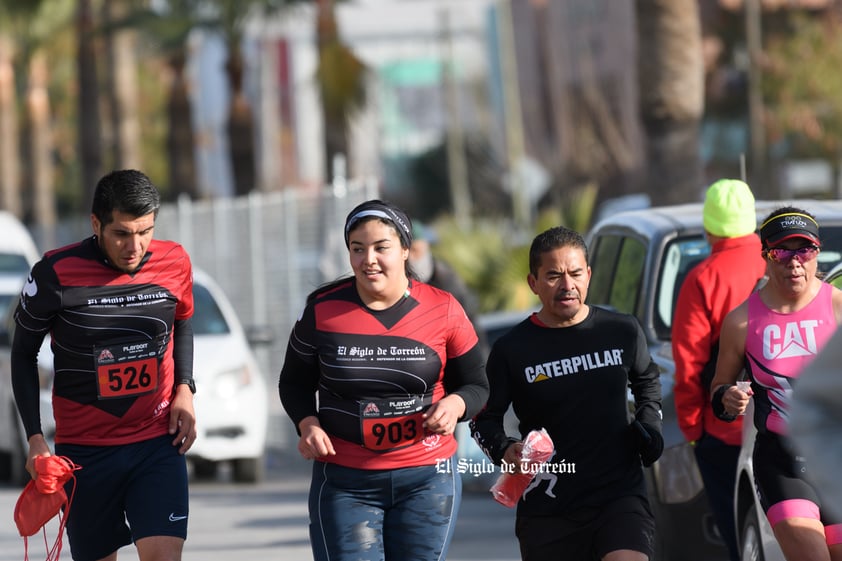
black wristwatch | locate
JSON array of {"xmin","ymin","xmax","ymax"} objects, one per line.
[{"xmin": 176, "ymin": 378, "xmax": 196, "ymax": 394}]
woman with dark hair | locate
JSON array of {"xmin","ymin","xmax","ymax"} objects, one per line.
[
  {"xmin": 711, "ymin": 206, "xmax": 842, "ymax": 561},
  {"xmin": 278, "ymin": 199, "xmax": 489, "ymax": 561}
]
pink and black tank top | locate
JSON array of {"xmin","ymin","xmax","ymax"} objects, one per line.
[{"xmin": 745, "ymin": 283, "xmax": 837, "ymax": 436}]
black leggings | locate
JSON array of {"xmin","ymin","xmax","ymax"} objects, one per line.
[{"xmin": 753, "ymin": 432, "xmax": 841, "ymax": 532}]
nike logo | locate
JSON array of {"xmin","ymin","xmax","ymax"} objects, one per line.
[{"xmin": 169, "ymin": 513, "xmax": 188, "ymax": 522}]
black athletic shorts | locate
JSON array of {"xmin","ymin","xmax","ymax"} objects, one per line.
[
  {"xmin": 753, "ymin": 432, "xmax": 842, "ymax": 530},
  {"xmin": 56, "ymin": 434, "xmax": 189, "ymax": 561},
  {"xmin": 514, "ymin": 494, "xmax": 655, "ymax": 561}
]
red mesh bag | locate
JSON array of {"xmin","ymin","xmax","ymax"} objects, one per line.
[
  {"xmin": 13, "ymin": 455, "xmax": 81, "ymax": 561},
  {"xmin": 490, "ymin": 428, "xmax": 554, "ymax": 507}
]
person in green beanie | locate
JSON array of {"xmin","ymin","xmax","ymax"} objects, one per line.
[{"xmin": 672, "ymin": 178, "xmax": 766, "ymax": 561}]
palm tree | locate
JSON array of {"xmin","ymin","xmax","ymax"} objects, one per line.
[
  {"xmin": 116, "ymin": 0, "xmax": 308, "ymax": 199},
  {"xmin": 24, "ymin": 48, "xmax": 58, "ymax": 246},
  {"xmin": 201, "ymin": 0, "xmax": 254, "ymax": 196},
  {"xmin": 203, "ymin": 0, "xmax": 309, "ymax": 196},
  {"xmin": 0, "ymin": 29, "xmax": 21, "ymax": 217},
  {"xmin": 0, "ymin": 0, "xmax": 33, "ymax": 218},
  {"xmin": 102, "ymin": 0, "xmax": 142, "ymax": 172},
  {"xmin": 24, "ymin": 0, "xmax": 73, "ymax": 249},
  {"xmin": 113, "ymin": 0, "xmax": 201, "ymax": 200},
  {"xmin": 76, "ymin": 0, "xmax": 103, "ymax": 208},
  {"xmin": 636, "ymin": 0, "xmax": 704, "ymax": 205},
  {"xmin": 0, "ymin": 0, "xmax": 70, "ymax": 242},
  {"xmin": 315, "ymin": 0, "xmax": 367, "ymax": 183}
]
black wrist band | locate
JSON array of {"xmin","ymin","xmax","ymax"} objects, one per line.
[
  {"xmin": 712, "ymin": 384, "xmax": 737, "ymax": 421},
  {"xmin": 177, "ymin": 378, "xmax": 196, "ymax": 394}
]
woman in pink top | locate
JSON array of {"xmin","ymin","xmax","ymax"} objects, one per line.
[{"xmin": 711, "ymin": 206, "xmax": 842, "ymax": 561}]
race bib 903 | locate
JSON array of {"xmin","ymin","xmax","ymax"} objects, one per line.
[{"xmin": 359, "ymin": 395, "xmax": 430, "ymax": 452}]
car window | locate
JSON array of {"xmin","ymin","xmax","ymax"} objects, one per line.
[
  {"xmin": 817, "ymin": 225, "xmax": 842, "ymax": 273},
  {"xmin": 0, "ymin": 293, "xmax": 13, "ymax": 330},
  {"xmin": 589, "ymin": 235, "xmax": 621, "ymax": 307},
  {"xmin": 0, "ymin": 253, "xmax": 31, "ymax": 275},
  {"xmin": 654, "ymin": 237, "xmax": 709, "ymax": 340},
  {"xmin": 652, "ymin": 225, "xmax": 842, "ymax": 341},
  {"xmin": 192, "ymin": 283, "xmax": 231, "ymax": 336},
  {"xmin": 609, "ymin": 238, "xmax": 646, "ymax": 315},
  {"xmin": 589, "ymin": 234, "xmax": 646, "ymax": 317}
]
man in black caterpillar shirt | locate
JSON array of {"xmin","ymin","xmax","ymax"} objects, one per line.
[{"xmin": 471, "ymin": 226, "xmax": 663, "ymax": 561}]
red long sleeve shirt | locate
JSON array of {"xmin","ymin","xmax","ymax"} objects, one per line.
[{"xmin": 672, "ymin": 233, "xmax": 766, "ymax": 445}]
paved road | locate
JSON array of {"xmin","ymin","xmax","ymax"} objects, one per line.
[{"xmin": 0, "ymin": 451, "xmax": 520, "ymax": 561}]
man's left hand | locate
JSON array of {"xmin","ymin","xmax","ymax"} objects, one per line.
[
  {"xmin": 169, "ymin": 384, "xmax": 197, "ymax": 454},
  {"xmin": 633, "ymin": 420, "xmax": 664, "ymax": 467}
]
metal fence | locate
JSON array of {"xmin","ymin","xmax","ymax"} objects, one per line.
[{"xmin": 45, "ymin": 177, "xmax": 380, "ymax": 451}]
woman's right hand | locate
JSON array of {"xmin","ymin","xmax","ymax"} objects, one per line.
[
  {"xmin": 724, "ymin": 385, "xmax": 753, "ymax": 417},
  {"xmin": 297, "ymin": 416, "xmax": 336, "ymax": 459}
]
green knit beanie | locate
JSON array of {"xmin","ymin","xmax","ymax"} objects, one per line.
[{"xmin": 702, "ymin": 179, "xmax": 757, "ymax": 238}]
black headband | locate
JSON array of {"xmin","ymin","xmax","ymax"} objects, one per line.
[
  {"xmin": 344, "ymin": 200, "xmax": 413, "ymax": 248},
  {"xmin": 760, "ymin": 212, "xmax": 820, "ymax": 247}
]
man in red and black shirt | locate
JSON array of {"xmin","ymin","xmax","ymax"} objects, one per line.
[{"xmin": 12, "ymin": 169, "xmax": 196, "ymax": 561}]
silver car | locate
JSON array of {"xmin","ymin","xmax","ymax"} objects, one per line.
[{"xmin": 585, "ymin": 199, "xmax": 842, "ymax": 561}]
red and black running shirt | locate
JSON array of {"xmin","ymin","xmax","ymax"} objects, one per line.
[
  {"xmin": 14, "ymin": 236, "xmax": 193, "ymax": 446},
  {"xmin": 279, "ymin": 279, "xmax": 488, "ymax": 470}
]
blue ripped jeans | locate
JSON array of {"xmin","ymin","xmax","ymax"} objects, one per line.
[{"xmin": 308, "ymin": 459, "xmax": 462, "ymax": 561}]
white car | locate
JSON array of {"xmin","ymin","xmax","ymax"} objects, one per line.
[
  {"xmin": 0, "ymin": 210, "xmax": 40, "ymax": 325},
  {"xmin": 0, "ymin": 267, "xmax": 270, "ymax": 484},
  {"xmin": 0, "ymin": 211, "xmax": 40, "ymax": 484},
  {"xmin": 187, "ymin": 268, "xmax": 270, "ymax": 483}
]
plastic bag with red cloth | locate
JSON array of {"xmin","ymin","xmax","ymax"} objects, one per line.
[
  {"xmin": 490, "ymin": 428, "xmax": 554, "ymax": 507},
  {"xmin": 13, "ymin": 455, "xmax": 82, "ymax": 561}
]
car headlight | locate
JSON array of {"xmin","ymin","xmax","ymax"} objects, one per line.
[
  {"xmin": 652, "ymin": 442, "xmax": 705, "ymax": 504},
  {"xmin": 210, "ymin": 365, "xmax": 255, "ymax": 399}
]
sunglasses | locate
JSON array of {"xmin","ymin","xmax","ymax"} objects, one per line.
[{"xmin": 765, "ymin": 245, "xmax": 819, "ymax": 264}]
